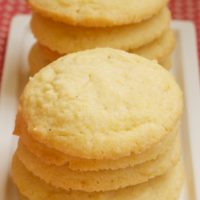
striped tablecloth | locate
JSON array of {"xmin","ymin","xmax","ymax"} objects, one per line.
[{"xmin": 0, "ymin": 0, "xmax": 200, "ymax": 82}]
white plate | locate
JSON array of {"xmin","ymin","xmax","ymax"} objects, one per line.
[{"xmin": 0, "ymin": 15, "xmax": 200, "ymax": 200}]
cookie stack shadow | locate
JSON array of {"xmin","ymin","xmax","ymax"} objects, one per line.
[
  {"xmin": 27, "ymin": 0, "xmax": 175, "ymax": 75},
  {"xmin": 12, "ymin": 48, "xmax": 184, "ymax": 200}
]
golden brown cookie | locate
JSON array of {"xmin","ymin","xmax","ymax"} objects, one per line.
[
  {"xmin": 12, "ymin": 155, "xmax": 184, "ymax": 200},
  {"xmin": 30, "ymin": 28, "xmax": 175, "ymax": 75},
  {"xmin": 160, "ymin": 56, "xmax": 172, "ymax": 69},
  {"xmin": 28, "ymin": 0, "xmax": 169, "ymax": 27},
  {"xmin": 16, "ymin": 48, "xmax": 183, "ymax": 159},
  {"xmin": 16, "ymin": 138, "xmax": 180, "ymax": 192},
  {"xmin": 31, "ymin": 8, "xmax": 170, "ymax": 54},
  {"xmin": 28, "ymin": 43, "xmax": 51, "ymax": 76},
  {"xmin": 18, "ymin": 120, "xmax": 178, "ymax": 170},
  {"xmin": 131, "ymin": 29, "xmax": 175, "ymax": 63},
  {"xmin": 38, "ymin": 28, "xmax": 175, "ymax": 62}
]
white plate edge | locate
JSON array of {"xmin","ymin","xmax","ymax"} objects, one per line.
[
  {"xmin": 0, "ymin": 15, "xmax": 30, "ymax": 200},
  {"xmin": 172, "ymin": 21, "xmax": 200, "ymax": 199}
]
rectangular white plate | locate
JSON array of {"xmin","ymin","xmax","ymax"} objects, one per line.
[{"xmin": 0, "ymin": 15, "xmax": 200, "ymax": 200}]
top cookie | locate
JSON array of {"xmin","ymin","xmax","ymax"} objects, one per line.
[
  {"xmin": 28, "ymin": 0, "xmax": 169, "ymax": 27},
  {"xmin": 31, "ymin": 8, "xmax": 170, "ymax": 54},
  {"xmin": 18, "ymin": 48, "xmax": 183, "ymax": 159}
]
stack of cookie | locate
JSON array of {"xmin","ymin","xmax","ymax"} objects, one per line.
[
  {"xmin": 12, "ymin": 48, "xmax": 184, "ymax": 200},
  {"xmin": 27, "ymin": 0, "xmax": 175, "ymax": 75}
]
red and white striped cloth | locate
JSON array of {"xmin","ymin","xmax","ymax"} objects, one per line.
[
  {"xmin": 0, "ymin": 0, "xmax": 200, "ymax": 82},
  {"xmin": 169, "ymin": 0, "xmax": 200, "ymax": 60}
]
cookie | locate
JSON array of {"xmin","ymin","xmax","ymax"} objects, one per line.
[
  {"xmin": 39, "ymin": 43, "xmax": 62, "ymax": 62},
  {"xmin": 28, "ymin": 43, "xmax": 51, "ymax": 76},
  {"xmin": 19, "ymin": 120, "xmax": 178, "ymax": 170},
  {"xmin": 131, "ymin": 29, "xmax": 175, "ymax": 63},
  {"xmin": 16, "ymin": 48, "xmax": 183, "ymax": 159},
  {"xmin": 19, "ymin": 193, "xmax": 28, "ymax": 200},
  {"xmin": 28, "ymin": 0, "xmax": 168, "ymax": 27},
  {"xmin": 160, "ymin": 56, "xmax": 172, "ymax": 69},
  {"xmin": 16, "ymin": 138, "xmax": 180, "ymax": 192},
  {"xmin": 38, "ymin": 28, "xmax": 175, "ymax": 62},
  {"xmin": 29, "ymin": 44, "xmax": 172, "ymax": 76},
  {"xmin": 37, "ymin": 28, "xmax": 175, "ymax": 70},
  {"xmin": 12, "ymin": 156, "xmax": 184, "ymax": 200},
  {"xmin": 31, "ymin": 8, "xmax": 170, "ymax": 54}
]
